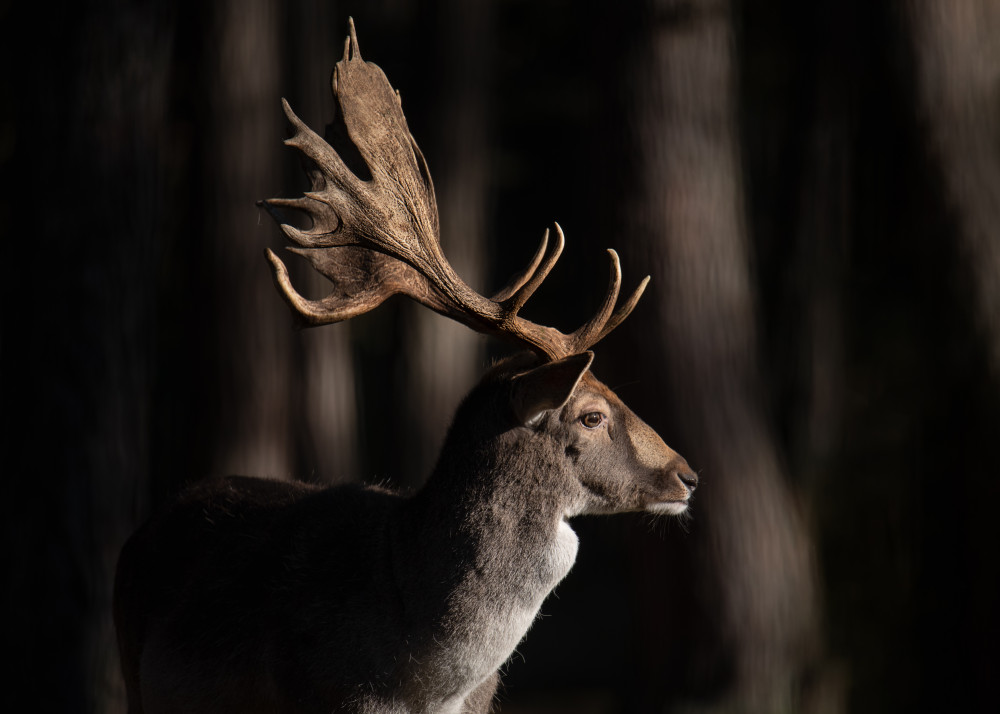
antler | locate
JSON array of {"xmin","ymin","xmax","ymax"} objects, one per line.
[{"xmin": 261, "ymin": 19, "xmax": 648, "ymax": 360}]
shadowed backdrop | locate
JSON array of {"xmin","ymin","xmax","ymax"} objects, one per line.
[{"xmin": 3, "ymin": 1, "xmax": 998, "ymax": 712}]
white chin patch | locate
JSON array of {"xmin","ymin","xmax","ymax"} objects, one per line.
[{"xmin": 646, "ymin": 501, "xmax": 689, "ymax": 516}]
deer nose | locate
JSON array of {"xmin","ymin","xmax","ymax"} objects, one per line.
[{"xmin": 676, "ymin": 468, "xmax": 698, "ymax": 493}]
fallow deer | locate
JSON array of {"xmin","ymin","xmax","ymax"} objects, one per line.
[{"xmin": 114, "ymin": 20, "xmax": 697, "ymax": 714}]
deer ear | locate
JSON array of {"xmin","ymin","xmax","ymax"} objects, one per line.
[{"xmin": 511, "ymin": 352, "xmax": 595, "ymax": 427}]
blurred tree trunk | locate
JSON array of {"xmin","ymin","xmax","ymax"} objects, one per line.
[
  {"xmin": 82, "ymin": 9, "xmax": 178, "ymax": 712},
  {"xmin": 3, "ymin": 3, "xmax": 178, "ymax": 712},
  {"xmin": 623, "ymin": 1, "xmax": 824, "ymax": 710},
  {"xmin": 904, "ymin": 1, "xmax": 1000, "ymax": 707},
  {"xmin": 203, "ymin": 0, "xmax": 295, "ymax": 479},
  {"xmin": 397, "ymin": 0, "xmax": 492, "ymax": 488},
  {"xmin": 284, "ymin": 0, "xmax": 361, "ymax": 484},
  {"xmin": 906, "ymin": 1, "xmax": 1000, "ymax": 381}
]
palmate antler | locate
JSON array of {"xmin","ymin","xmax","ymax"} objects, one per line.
[{"xmin": 261, "ymin": 19, "xmax": 648, "ymax": 361}]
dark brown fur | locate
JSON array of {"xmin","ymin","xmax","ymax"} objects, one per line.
[{"xmin": 114, "ymin": 354, "xmax": 696, "ymax": 713}]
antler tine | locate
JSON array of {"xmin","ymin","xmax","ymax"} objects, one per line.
[
  {"xmin": 491, "ymin": 229, "xmax": 548, "ymax": 303},
  {"xmin": 262, "ymin": 196, "xmax": 319, "ymax": 215},
  {"xmin": 281, "ymin": 99, "xmax": 361, "ymax": 203},
  {"xmin": 596, "ymin": 274, "xmax": 650, "ymax": 341},
  {"xmin": 265, "ymin": 248, "xmax": 348, "ymax": 326},
  {"xmin": 576, "ymin": 257, "xmax": 651, "ymax": 351},
  {"xmin": 490, "ymin": 223, "xmax": 566, "ymax": 308},
  {"xmin": 499, "ymin": 223, "xmax": 566, "ymax": 315},
  {"xmin": 258, "ymin": 197, "xmax": 339, "ymax": 250},
  {"xmin": 565, "ymin": 249, "xmax": 624, "ymax": 352},
  {"xmin": 346, "ymin": 16, "xmax": 361, "ymax": 62}
]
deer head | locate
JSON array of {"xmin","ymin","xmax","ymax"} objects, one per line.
[{"xmin": 434, "ymin": 351, "xmax": 697, "ymax": 516}]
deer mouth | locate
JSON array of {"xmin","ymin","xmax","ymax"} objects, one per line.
[{"xmin": 646, "ymin": 499, "xmax": 689, "ymax": 516}]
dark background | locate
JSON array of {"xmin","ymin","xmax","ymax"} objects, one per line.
[{"xmin": 4, "ymin": 1, "xmax": 999, "ymax": 712}]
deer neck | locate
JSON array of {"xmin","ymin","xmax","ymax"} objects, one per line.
[
  {"xmin": 391, "ymin": 429, "xmax": 579, "ymax": 703},
  {"xmin": 409, "ymin": 426, "xmax": 578, "ymax": 566}
]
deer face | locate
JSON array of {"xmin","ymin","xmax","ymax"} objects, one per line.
[{"xmin": 510, "ymin": 353, "xmax": 697, "ymax": 517}]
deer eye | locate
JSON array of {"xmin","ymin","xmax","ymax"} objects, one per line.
[{"xmin": 580, "ymin": 412, "xmax": 606, "ymax": 429}]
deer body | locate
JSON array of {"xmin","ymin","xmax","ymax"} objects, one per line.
[
  {"xmin": 115, "ymin": 354, "xmax": 696, "ymax": 713},
  {"xmin": 115, "ymin": 21, "xmax": 698, "ymax": 713}
]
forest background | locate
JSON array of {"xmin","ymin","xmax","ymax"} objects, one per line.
[{"xmin": 3, "ymin": 1, "xmax": 998, "ymax": 712}]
